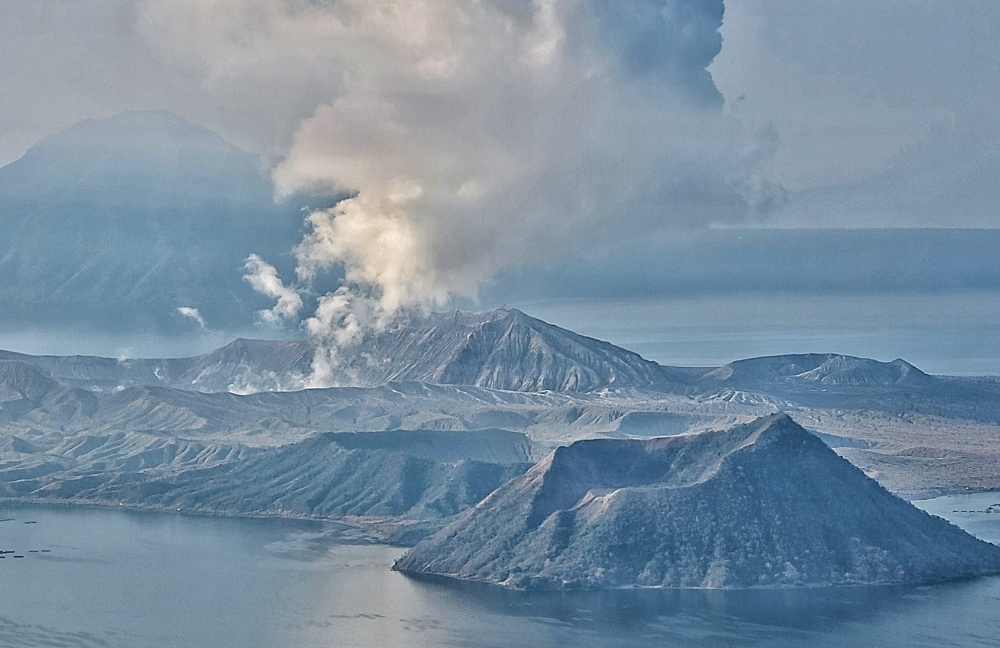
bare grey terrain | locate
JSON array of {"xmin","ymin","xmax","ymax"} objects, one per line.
[
  {"xmin": 2, "ymin": 307, "xmax": 998, "ymax": 501},
  {"xmin": 1, "ymin": 307, "xmax": 999, "ymax": 588},
  {"xmin": 395, "ymin": 415, "xmax": 1000, "ymax": 588}
]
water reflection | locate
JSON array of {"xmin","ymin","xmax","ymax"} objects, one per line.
[
  {"xmin": 399, "ymin": 572, "xmax": 1000, "ymax": 647},
  {"xmin": 0, "ymin": 503, "xmax": 998, "ymax": 648}
]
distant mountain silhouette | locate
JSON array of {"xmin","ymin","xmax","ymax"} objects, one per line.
[
  {"xmin": 0, "ymin": 111, "xmax": 307, "ymax": 333},
  {"xmin": 704, "ymin": 353, "xmax": 934, "ymax": 388}
]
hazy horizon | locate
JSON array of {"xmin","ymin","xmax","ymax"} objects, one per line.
[
  {"xmin": 3, "ymin": 289, "xmax": 999, "ymax": 379},
  {"xmin": 3, "ymin": 1, "xmax": 1000, "ymax": 377}
]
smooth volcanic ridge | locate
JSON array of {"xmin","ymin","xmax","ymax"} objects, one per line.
[{"xmin": 395, "ymin": 414, "xmax": 1000, "ymax": 589}]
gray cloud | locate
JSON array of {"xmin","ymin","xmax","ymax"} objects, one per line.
[
  {"xmin": 583, "ymin": 0, "xmax": 724, "ymax": 104},
  {"xmin": 265, "ymin": 0, "xmax": 739, "ymax": 307},
  {"xmin": 5, "ymin": 0, "xmax": 1000, "ymax": 230},
  {"xmin": 137, "ymin": 0, "xmax": 743, "ymax": 385},
  {"xmin": 0, "ymin": 0, "xmax": 341, "ymax": 167},
  {"xmin": 3, "ymin": 0, "xmax": 1000, "ymax": 355},
  {"xmin": 712, "ymin": 0, "xmax": 1000, "ymax": 227},
  {"xmin": 479, "ymin": 228, "xmax": 1000, "ymax": 303}
]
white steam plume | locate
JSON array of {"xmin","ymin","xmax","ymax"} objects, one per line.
[
  {"xmin": 176, "ymin": 306, "xmax": 206, "ymax": 328},
  {"xmin": 242, "ymin": 254, "xmax": 303, "ymax": 324},
  {"xmin": 270, "ymin": 1, "xmax": 738, "ymax": 317},
  {"xmin": 144, "ymin": 0, "xmax": 745, "ymax": 387}
]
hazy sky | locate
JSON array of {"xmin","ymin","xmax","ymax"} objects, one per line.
[
  {"xmin": 0, "ymin": 0, "xmax": 1000, "ymax": 376},
  {"xmin": 3, "ymin": 0, "xmax": 999, "ymax": 229},
  {"xmin": 713, "ymin": 1, "xmax": 1000, "ymax": 228},
  {"xmin": 3, "ymin": 0, "xmax": 1000, "ymax": 356}
]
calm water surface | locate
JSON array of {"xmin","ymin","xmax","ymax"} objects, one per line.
[
  {"xmin": 4, "ymin": 292, "xmax": 1000, "ymax": 377},
  {"xmin": 511, "ymin": 292, "xmax": 1000, "ymax": 376},
  {"xmin": 0, "ymin": 497, "xmax": 998, "ymax": 648}
]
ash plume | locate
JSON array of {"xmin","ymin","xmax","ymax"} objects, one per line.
[{"xmin": 160, "ymin": 0, "xmax": 748, "ymax": 387}]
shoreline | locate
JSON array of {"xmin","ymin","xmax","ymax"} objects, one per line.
[{"xmin": 0, "ymin": 496, "xmax": 437, "ymax": 546}]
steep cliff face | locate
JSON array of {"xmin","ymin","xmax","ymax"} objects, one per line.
[{"xmin": 395, "ymin": 414, "xmax": 1000, "ymax": 589}]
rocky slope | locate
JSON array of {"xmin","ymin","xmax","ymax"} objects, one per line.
[
  {"xmin": 352, "ymin": 308, "xmax": 683, "ymax": 392},
  {"xmin": 1, "ymin": 308, "xmax": 684, "ymax": 394},
  {"xmin": 0, "ymin": 428, "xmax": 531, "ymax": 543},
  {"xmin": 8, "ymin": 321, "xmax": 1000, "ymax": 432},
  {"xmin": 5, "ymin": 318, "xmax": 1000, "ymax": 497},
  {"xmin": 395, "ymin": 414, "xmax": 1000, "ymax": 588}
]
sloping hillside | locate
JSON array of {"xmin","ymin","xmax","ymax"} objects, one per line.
[{"xmin": 395, "ymin": 415, "xmax": 1000, "ymax": 588}]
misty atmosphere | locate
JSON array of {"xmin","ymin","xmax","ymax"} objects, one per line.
[{"xmin": 2, "ymin": 2, "xmax": 1000, "ymax": 647}]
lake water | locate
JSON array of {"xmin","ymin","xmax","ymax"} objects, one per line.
[
  {"xmin": 0, "ymin": 496, "xmax": 997, "ymax": 648},
  {"xmin": 510, "ymin": 291, "xmax": 1000, "ymax": 376}
]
